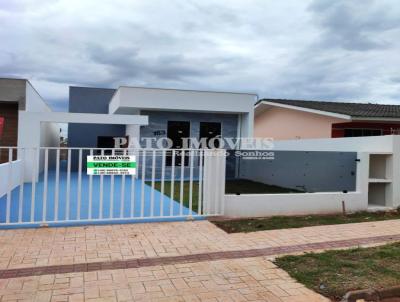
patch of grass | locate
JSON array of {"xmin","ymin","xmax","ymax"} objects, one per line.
[
  {"xmin": 212, "ymin": 210, "xmax": 400, "ymax": 233},
  {"xmin": 148, "ymin": 179, "xmax": 299, "ymax": 213},
  {"xmin": 225, "ymin": 179, "xmax": 301, "ymax": 194},
  {"xmin": 275, "ymin": 242, "xmax": 400, "ymax": 301},
  {"xmin": 150, "ymin": 181, "xmax": 200, "ymax": 212}
]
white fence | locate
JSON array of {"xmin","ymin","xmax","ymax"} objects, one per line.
[
  {"xmin": 0, "ymin": 159, "xmax": 23, "ymax": 199},
  {"xmin": 0, "ymin": 147, "xmax": 226, "ymax": 227},
  {"xmin": 2, "ymin": 137, "xmax": 395, "ymax": 225}
]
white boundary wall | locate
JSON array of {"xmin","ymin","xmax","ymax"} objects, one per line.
[
  {"xmin": 224, "ymin": 152, "xmax": 369, "ymax": 217},
  {"xmin": 271, "ymin": 135, "xmax": 395, "ymax": 153},
  {"xmin": 0, "ymin": 160, "xmax": 22, "ymax": 198},
  {"xmin": 18, "ymin": 112, "xmax": 147, "ymax": 182},
  {"xmin": 225, "ymin": 192, "xmax": 365, "ymax": 217},
  {"xmin": 223, "ymin": 136, "xmax": 400, "ymax": 217}
]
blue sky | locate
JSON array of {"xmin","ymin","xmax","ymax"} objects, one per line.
[{"xmin": 1, "ymin": 0, "xmax": 399, "ymax": 111}]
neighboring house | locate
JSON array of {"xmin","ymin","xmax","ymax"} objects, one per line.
[
  {"xmin": 0, "ymin": 78, "xmax": 60, "ymax": 163},
  {"xmin": 255, "ymin": 99, "xmax": 400, "ymax": 140}
]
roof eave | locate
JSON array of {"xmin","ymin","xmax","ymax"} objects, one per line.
[
  {"xmin": 255, "ymin": 100, "xmax": 352, "ymax": 120},
  {"xmin": 351, "ymin": 117, "xmax": 400, "ymax": 122}
]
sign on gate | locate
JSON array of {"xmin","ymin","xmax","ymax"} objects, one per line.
[{"xmin": 87, "ymin": 155, "xmax": 137, "ymax": 175}]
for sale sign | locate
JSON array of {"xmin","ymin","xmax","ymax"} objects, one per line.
[{"xmin": 87, "ymin": 155, "xmax": 136, "ymax": 175}]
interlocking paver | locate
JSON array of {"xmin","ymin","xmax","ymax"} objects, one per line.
[
  {"xmin": 0, "ymin": 219, "xmax": 400, "ymax": 300},
  {"xmin": 0, "ymin": 256, "xmax": 329, "ymax": 302},
  {"xmin": 1, "ymin": 219, "xmax": 400, "ymax": 271}
]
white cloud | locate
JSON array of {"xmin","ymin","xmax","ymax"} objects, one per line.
[{"xmin": 0, "ymin": 0, "xmax": 399, "ymax": 111}]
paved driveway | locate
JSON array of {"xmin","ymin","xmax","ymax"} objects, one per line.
[{"xmin": 0, "ymin": 171, "xmax": 195, "ymax": 226}]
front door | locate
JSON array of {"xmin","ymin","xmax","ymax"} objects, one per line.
[
  {"xmin": 167, "ymin": 121, "xmax": 190, "ymax": 166},
  {"xmin": 199, "ymin": 122, "xmax": 221, "ymax": 148}
]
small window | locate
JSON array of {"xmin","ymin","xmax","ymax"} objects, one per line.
[
  {"xmin": 370, "ymin": 129, "xmax": 382, "ymax": 136},
  {"xmin": 344, "ymin": 128, "xmax": 382, "ymax": 137}
]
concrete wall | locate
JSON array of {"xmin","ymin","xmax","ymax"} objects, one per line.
[
  {"xmin": 111, "ymin": 86, "xmax": 256, "ymax": 115},
  {"xmin": 224, "ymin": 152, "xmax": 369, "ymax": 217},
  {"xmin": 0, "ymin": 79, "xmax": 26, "ymax": 109},
  {"xmin": 28, "ymin": 83, "xmax": 59, "ymax": 175},
  {"xmin": 10, "ymin": 81, "xmax": 60, "ymax": 180},
  {"xmin": 254, "ymin": 106, "xmax": 347, "ymax": 140},
  {"xmin": 252, "ymin": 136, "xmax": 400, "ymax": 210},
  {"xmin": 19, "ymin": 81, "xmax": 60, "ymax": 148},
  {"xmin": 25, "ymin": 82, "xmax": 54, "ymax": 113},
  {"xmin": 223, "ymin": 136, "xmax": 400, "ymax": 216},
  {"xmin": 0, "ymin": 160, "xmax": 22, "ymax": 198},
  {"xmin": 126, "ymin": 124, "xmax": 140, "ymax": 145},
  {"xmin": 271, "ymin": 135, "xmax": 395, "ymax": 153},
  {"xmin": 203, "ymin": 150, "xmax": 226, "ymax": 215},
  {"xmin": 224, "ymin": 192, "xmax": 366, "ymax": 217},
  {"xmin": 110, "ymin": 86, "xmax": 256, "ymax": 138}
]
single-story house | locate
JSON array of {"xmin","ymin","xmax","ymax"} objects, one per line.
[
  {"xmin": 255, "ymin": 99, "xmax": 400, "ymax": 140},
  {"xmin": 67, "ymin": 86, "xmax": 256, "ymax": 175},
  {"xmin": 0, "ymin": 78, "xmax": 256, "ymax": 225},
  {"xmin": 68, "ymin": 86, "xmax": 256, "ymax": 151},
  {"xmin": 0, "ymin": 78, "xmax": 256, "ymax": 172}
]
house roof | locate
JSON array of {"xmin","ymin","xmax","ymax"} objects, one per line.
[{"xmin": 256, "ymin": 99, "xmax": 400, "ymax": 119}]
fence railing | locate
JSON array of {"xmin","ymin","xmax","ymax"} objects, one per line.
[{"xmin": 0, "ymin": 147, "xmax": 226, "ymax": 227}]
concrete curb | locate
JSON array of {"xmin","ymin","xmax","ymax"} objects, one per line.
[{"xmin": 341, "ymin": 286, "xmax": 400, "ymax": 301}]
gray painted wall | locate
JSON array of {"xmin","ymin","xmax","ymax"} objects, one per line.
[
  {"xmin": 67, "ymin": 87, "xmax": 240, "ymax": 175},
  {"xmin": 0, "ymin": 78, "xmax": 26, "ymax": 110},
  {"xmin": 140, "ymin": 110, "xmax": 239, "ymax": 146},
  {"xmin": 235, "ymin": 151, "xmax": 357, "ymax": 192},
  {"xmin": 68, "ymin": 86, "xmax": 126, "ymax": 148},
  {"xmin": 139, "ymin": 110, "xmax": 239, "ymax": 177},
  {"xmin": 68, "ymin": 87, "xmax": 126, "ymax": 169}
]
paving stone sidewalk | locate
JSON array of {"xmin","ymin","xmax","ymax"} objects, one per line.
[
  {"xmin": 0, "ymin": 256, "xmax": 329, "ymax": 302},
  {"xmin": 1, "ymin": 219, "xmax": 400, "ymax": 301},
  {"xmin": 1, "ymin": 219, "xmax": 400, "ymax": 270}
]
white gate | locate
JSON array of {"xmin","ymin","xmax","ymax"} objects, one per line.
[{"xmin": 0, "ymin": 147, "xmax": 226, "ymax": 228}]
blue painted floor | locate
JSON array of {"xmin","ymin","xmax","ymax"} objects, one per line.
[{"xmin": 0, "ymin": 167, "xmax": 199, "ymax": 228}]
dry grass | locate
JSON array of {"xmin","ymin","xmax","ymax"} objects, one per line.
[{"xmin": 275, "ymin": 242, "xmax": 400, "ymax": 300}]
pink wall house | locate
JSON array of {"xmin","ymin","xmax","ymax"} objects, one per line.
[
  {"xmin": 254, "ymin": 99, "xmax": 400, "ymax": 140},
  {"xmin": 255, "ymin": 105, "xmax": 347, "ymax": 140}
]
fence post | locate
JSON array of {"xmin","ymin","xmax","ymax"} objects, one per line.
[
  {"xmin": 203, "ymin": 149, "xmax": 226, "ymax": 215},
  {"xmin": 391, "ymin": 136, "xmax": 400, "ymax": 208},
  {"xmin": 6, "ymin": 148, "xmax": 13, "ymax": 223},
  {"xmin": 356, "ymin": 152, "xmax": 370, "ymax": 209}
]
